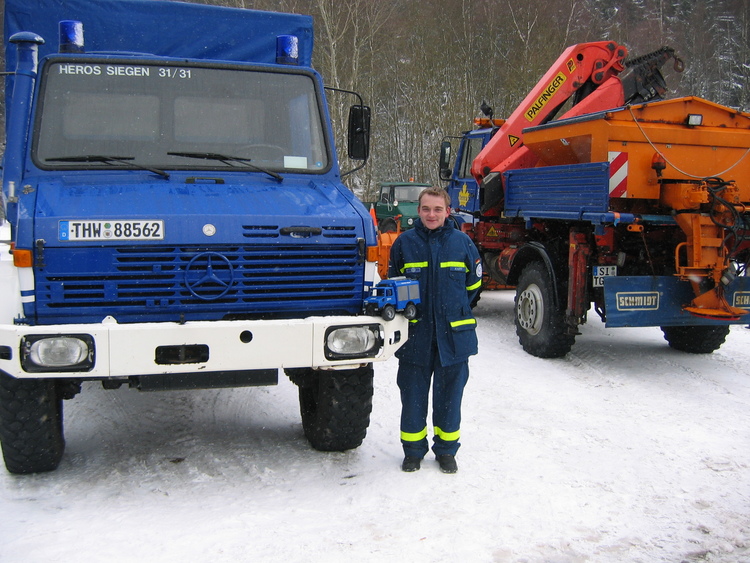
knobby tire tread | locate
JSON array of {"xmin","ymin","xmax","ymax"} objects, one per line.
[
  {"xmin": 660, "ymin": 325, "xmax": 730, "ymax": 354},
  {"xmin": 515, "ymin": 262, "xmax": 575, "ymax": 359},
  {"xmin": 0, "ymin": 373, "xmax": 65, "ymax": 474},
  {"xmin": 296, "ymin": 365, "xmax": 373, "ymax": 452}
]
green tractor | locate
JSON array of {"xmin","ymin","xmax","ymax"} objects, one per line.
[{"xmin": 369, "ymin": 181, "xmax": 430, "ymax": 233}]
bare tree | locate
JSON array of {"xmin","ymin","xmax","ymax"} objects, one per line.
[{"xmin": 9, "ymin": 0, "xmax": 748, "ymax": 187}]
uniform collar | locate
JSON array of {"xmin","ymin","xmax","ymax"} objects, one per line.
[{"xmin": 414, "ymin": 218, "xmax": 454, "ymax": 238}]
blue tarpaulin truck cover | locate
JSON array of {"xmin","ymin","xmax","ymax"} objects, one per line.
[{"xmin": 4, "ymin": 0, "xmax": 314, "ymax": 66}]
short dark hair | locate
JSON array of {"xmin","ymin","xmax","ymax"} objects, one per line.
[{"xmin": 418, "ymin": 187, "xmax": 451, "ymax": 208}]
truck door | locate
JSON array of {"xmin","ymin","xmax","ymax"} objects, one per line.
[{"xmin": 448, "ymin": 132, "xmax": 489, "ymax": 215}]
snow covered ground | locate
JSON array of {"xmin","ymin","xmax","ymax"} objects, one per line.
[{"xmin": 1, "ymin": 290, "xmax": 749, "ymax": 562}]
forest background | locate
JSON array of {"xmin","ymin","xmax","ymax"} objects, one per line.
[{"xmin": 3, "ymin": 0, "xmax": 750, "ymax": 200}]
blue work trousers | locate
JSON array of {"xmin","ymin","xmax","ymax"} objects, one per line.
[{"xmin": 397, "ymin": 345, "xmax": 469, "ymax": 459}]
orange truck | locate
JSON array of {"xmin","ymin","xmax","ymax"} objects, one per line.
[{"xmin": 440, "ymin": 42, "xmax": 750, "ymax": 357}]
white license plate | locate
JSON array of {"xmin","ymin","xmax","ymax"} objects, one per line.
[
  {"xmin": 59, "ymin": 220, "xmax": 164, "ymax": 241},
  {"xmin": 593, "ymin": 265, "xmax": 617, "ymax": 287}
]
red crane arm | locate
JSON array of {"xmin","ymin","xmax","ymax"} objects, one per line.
[{"xmin": 471, "ymin": 41, "xmax": 628, "ymax": 182}]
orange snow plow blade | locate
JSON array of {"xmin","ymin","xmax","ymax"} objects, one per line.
[
  {"xmin": 684, "ymin": 286, "xmax": 746, "ymax": 320},
  {"xmin": 377, "ymin": 231, "xmax": 400, "ymax": 280}
]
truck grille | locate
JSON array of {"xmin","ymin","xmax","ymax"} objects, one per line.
[{"xmin": 34, "ymin": 243, "xmax": 363, "ymax": 324}]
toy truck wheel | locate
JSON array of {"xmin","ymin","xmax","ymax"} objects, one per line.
[
  {"xmin": 660, "ymin": 325, "xmax": 730, "ymax": 354},
  {"xmin": 403, "ymin": 302, "xmax": 417, "ymax": 320},
  {"xmin": 515, "ymin": 262, "xmax": 575, "ymax": 358},
  {"xmin": 0, "ymin": 373, "xmax": 65, "ymax": 474},
  {"xmin": 294, "ymin": 365, "xmax": 373, "ymax": 451},
  {"xmin": 381, "ymin": 304, "xmax": 396, "ymax": 321}
]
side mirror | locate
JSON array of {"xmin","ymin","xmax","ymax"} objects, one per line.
[
  {"xmin": 347, "ymin": 105, "xmax": 371, "ymax": 160},
  {"xmin": 439, "ymin": 140, "xmax": 452, "ymax": 181}
]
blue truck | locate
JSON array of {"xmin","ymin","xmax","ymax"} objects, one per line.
[
  {"xmin": 0, "ymin": 0, "xmax": 408, "ymax": 473},
  {"xmin": 364, "ymin": 277, "xmax": 420, "ymax": 321}
]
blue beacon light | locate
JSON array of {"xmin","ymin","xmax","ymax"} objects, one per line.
[
  {"xmin": 276, "ymin": 35, "xmax": 299, "ymax": 65},
  {"xmin": 59, "ymin": 20, "xmax": 84, "ymax": 53}
]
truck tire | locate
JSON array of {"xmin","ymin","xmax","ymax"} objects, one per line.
[
  {"xmin": 296, "ymin": 365, "xmax": 373, "ymax": 451},
  {"xmin": 660, "ymin": 325, "xmax": 730, "ymax": 353},
  {"xmin": 0, "ymin": 373, "xmax": 65, "ymax": 474},
  {"xmin": 515, "ymin": 262, "xmax": 575, "ymax": 358}
]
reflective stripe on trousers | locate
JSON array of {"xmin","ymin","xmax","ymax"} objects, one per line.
[{"xmin": 397, "ymin": 341, "xmax": 469, "ymax": 458}]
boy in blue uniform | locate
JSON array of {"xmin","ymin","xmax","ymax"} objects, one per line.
[{"xmin": 388, "ymin": 188, "xmax": 481, "ymax": 473}]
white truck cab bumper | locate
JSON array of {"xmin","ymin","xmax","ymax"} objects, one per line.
[{"xmin": 0, "ymin": 314, "xmax": 408, "ymax": 379}]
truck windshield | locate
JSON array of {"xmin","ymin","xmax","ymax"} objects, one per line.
[
  {"xmin": 393, "ymin": 185, "xmax": 424, "ymax": 202},
  {"xmin": 34, "ymin": 60, "xmax": 329, "ymax": 173}
]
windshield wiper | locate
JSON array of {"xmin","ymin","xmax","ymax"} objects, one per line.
[
  {"xmin": 46, "ymin": 155, "xmax": 170, "ymax": 179},
  {"xmin": 167, "ymin": 151, "xmax": 283, "ymax": 182}
]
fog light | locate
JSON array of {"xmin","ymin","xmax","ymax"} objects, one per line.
[
  {"xmin": 22, "ymin": 334, "xmax": 94, "ymax": 372},
  {"xmin": 686, "ymin": 114, "xmax": 703, "ymax": 127},
  {"xmin": 325, "ymin": 324, "xmax": 381, "ymax": 360}
]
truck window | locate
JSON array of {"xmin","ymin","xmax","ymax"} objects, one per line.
[
  {"xmin": 458, "ymin": 136, "xmax": 484, "ymax": 180},
  {"xmin": 393, "ymin": 185, "xmax": 423, "ymax": 202},
  {"xmin": 34, "ymin": 61, "xmax": 329, "ymax": 172},
  {"xmin": 62, "ymin": 93, "xmax": 160, "ymax": 141}
]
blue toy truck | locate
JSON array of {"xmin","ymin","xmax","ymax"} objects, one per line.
[
  {"xmin": 365, "ymin": 277, "xmax": 420, "ymax": 321},
  {"xmin": 0, "ymin": 0, "xmax": 408, "ymax": 474}
]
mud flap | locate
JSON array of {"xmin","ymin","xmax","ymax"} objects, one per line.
[{"xmin": 603, "ymin": 275, "xmax": 750, "ymax": 328}]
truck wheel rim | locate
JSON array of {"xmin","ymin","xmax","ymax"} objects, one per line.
[{"xmin": 517, "ymin": 284, "xmax": 543, "ymax": 335}]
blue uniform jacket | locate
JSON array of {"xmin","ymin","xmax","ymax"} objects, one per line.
[{"xmin": 388, "ymin": 219, "xmax": 482, "ymax": 367}]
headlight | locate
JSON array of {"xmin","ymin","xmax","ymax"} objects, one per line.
[
  {"xmin": 324, "ymin": 324, "xmax": 382, "ymax": 360},
  {"xmin": 21, "ymin": 334, "xmax": 95, "ymax": 372}
]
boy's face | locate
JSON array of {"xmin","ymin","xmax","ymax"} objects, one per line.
[{"xmin": 418, "ymin": 194, "xmax": 451, "ymax": 230}]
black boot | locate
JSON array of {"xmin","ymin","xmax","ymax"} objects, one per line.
[
  {"xmin": 401, "ymin": 456, "xmax": 422, "ymax": 472},
  {"xmin": 436, "ymin": 454, "xmax": 458, "ymax": 474}
]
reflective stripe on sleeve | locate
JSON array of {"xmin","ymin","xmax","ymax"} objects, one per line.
[
  {"xmin": 450, "ymin": 318, "xmax": 477, "ymax": 328},
  {"xmin": 434, "ymin": 426, "xmax": 460, "ymax": 442},
  {"xmin": 467, "ymin": 280, "xmax": 482, "ymax": 291}
]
